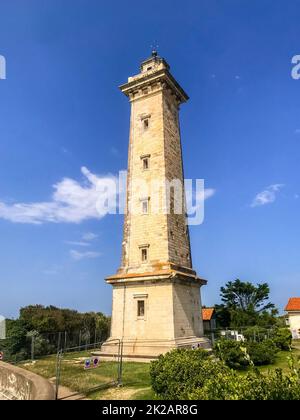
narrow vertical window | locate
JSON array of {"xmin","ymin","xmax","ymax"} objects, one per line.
[
  {"xmin": 141, "ymin": 114, "xmax": 151, "ymax": 130},
  {"xmin": 141, "ymin": 247, "xmax": 148, "ymax": 262},
  {"xmin": 137, "ymin": 300, "xmax": 145, "ymax": 318},
  {"xmin": 142, "ymin": 200, "xmax": 148, "ymax": 214},
  {"xmin": 143, "ymin": 119, "xmax": 149, "ymax": 130},
  {"xmin": 143, "ymin": 157, "xmax": 149, "ymax": 170},
  {"xmin": 141, "ymin": 154, "xmax": 150, "ymax": 170}
]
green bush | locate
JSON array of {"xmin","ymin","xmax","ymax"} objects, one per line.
[
  {"xmin": 246, "ymin": 339, "xmax": 278, "ymax": 366},
  {"xmin": 243, "ymin": 327, "xmax": 292, "ymax": 351},
  {"xmin": 214, "ymin": 339, "xmax": 250, "ymax": 369},
  {"xmin": 189, "ymin": 358, "xmax": 300, "ymax": 400},
  {"xmin": 150, "ymin": 348, "xmax": 212, "ymax": 399},
  {"xmin": 272, "ymin": 328, "xmax": 292, "ymax": 351},
  {"xmin": 150, "ymin": 348, "xmax": 300, "ymax": 400},
  {"xmin": 214, "ymin": 338, "xmax": 278, "ymax": 368},
  {"xmin": 26, "ymin": 331, "xmax": 56, "ymax": 357}
]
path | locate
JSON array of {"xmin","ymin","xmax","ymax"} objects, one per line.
[{"xmin": 49, "ymin": 378, "xmax": 88, "ymax": 401}]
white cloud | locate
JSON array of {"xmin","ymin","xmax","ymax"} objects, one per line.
[
  {"xmin": 65, "ymin": 232, "xmax": 98, "ymax": 248},
  {"xmin": 82, "ymin": 232, "xmax": 98, "ymax": 241},
  {"xmin": 251, "ymin": 184, "xmax": 285, "ymax": 207},
  {"xmin": 70, "ymin": 249, "xmax": 102, "ymax": 261},
  {"xmin": 0, "ymin": 167, "xmax": 118, "ymax": 224},
  {"xmin": 0, "ymin": 167, "xmax": 215, "ymax": 225},
  {"xmin": 186, "ymin": 187, "xmax": 216, "ymax": 210},
  {"xmin": 64, "ymin": 241, "xmax": 90, "ymax": 247},
  {"xmin": 203, "ymin": 188, "xmax": 216, "ymax": 201},
  {"xmin": 185, "ymin": 186, "xmax": 216, "ymax": 224}
]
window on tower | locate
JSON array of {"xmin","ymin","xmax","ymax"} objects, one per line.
[
  {"xmin": 140, "ymin": 114, "xmax": 151, "ymax": 131},
  {"xmin": 137, "ymin": 300, "xmax": 145, "ymax": 318},
  {"xmin": 140, "ymin": 247, "xmax": 148, "ymax": 262},
  {"xmin": 143, "ymin": 119, "xmax": 149, "ymax": 130},
  {"xmin": 143, "ymin": 157, "xmax": 149, "ymax": 170},
  {"xmin": 141, "ymin": 199, "xmax": 149, "ymax": 214},
  {"xmin": 141, "ymin": 154, "xmax": 150, "ymax": 170}
]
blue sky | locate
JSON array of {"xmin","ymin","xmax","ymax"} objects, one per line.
[{"xmin": 0, "ymin": 0, "xmax": 300, "ymax": 318}]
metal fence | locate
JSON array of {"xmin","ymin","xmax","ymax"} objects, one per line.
[
  {"xmin": 0, "ymin": 329, "xmax": 109, "ymax": 364},
  {"xmin": 203, "ymin": 326, "xmax": 282, "ymax": 345},
  {"xmin": 55, "ymin": 339, "xmax": 123, "ymax": 400}
]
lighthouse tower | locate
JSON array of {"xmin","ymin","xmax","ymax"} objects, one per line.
[{"xmin": 102, "ymin": 52, "xmax": 209, "ymax": 358}]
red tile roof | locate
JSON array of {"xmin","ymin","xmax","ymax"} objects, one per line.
[
  {"xmin": 285, "ymin": 297, "xmax": 300, "ymax": 311},
  {"xmin": 202, "ymin": 308, "xmax": 215, "ymax": 321}
]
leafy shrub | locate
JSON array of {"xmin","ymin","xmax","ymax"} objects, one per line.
[
  {"xmin": 215, "ymin": 338, "xmax": 279, "ymax": 368},
  {"xmin": 243, "ymin": 327, "xmax": 292, "ymax": 351},
  {"xmin": 189, "ymin": 357, "xmax": 300, "ymax": 400},
  {"xmin": 272, "ymin": 328, "xmax": 292, "ymax": 351},
  {"xmin": 150, "ymin": 348, "xmax": 300, "ymax": 400},
  {"xmin": 150, "ymin": 348, "xmax": 212, "ymax": 399},
  {"xmin": 214, "ymin": 339, "xmax": 250, "ymax": 369},
  {"xmin": 246, "ymin": 339, "xmax": 278, "ymax": 366},
  {"xmin": 1, "ymin": 320, "xmax": 30, "ymax": 361},
  {"xmin": 26, "ymin": 331, "xmax": 56, "ymax": 357}
]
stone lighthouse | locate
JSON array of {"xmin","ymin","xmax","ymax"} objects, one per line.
[{"xmin": 102, "ymin": 51, "xmax": 209, "ymax": 359}]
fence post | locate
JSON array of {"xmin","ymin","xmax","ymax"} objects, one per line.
[
  {"xmin": 55, "ymin": 350, "xmax": 63, "ymax": 400},
  {"xmin": 117, "ymin": 340, "xmax": 123, "ymax": 387},
  {"xmin": 57, "ymin": 332, "xmax": 62, "ymax": 354},
  {"xmin": 31, "ymin": 335, "xmax": 35, "ymax": 362}
]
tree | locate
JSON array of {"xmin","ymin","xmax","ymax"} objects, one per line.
[
  {"xmin": 220, "ymin": 279, "xmax": 277, "ymax": 327},
  {"xmin": 2, "ymin": 319, "xmax": 29, "ymax": 361},
  {"xmin": 214, "ymin": 304, "xmax": 231, "ymax": 328},
  {"xmin": 18, "ymin": 305, "xmax": 110, "ymax": 338}
]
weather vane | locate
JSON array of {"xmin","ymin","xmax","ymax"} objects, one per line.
[{"xmin": 150, "ymin": 41, "xmax": 159, "ymax": 57}]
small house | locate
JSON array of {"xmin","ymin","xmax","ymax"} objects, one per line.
[
  {"xmin": 285, "ymin": 297, "xmax": 300, "ymax": 339},
  {"xmin": 202, "ymin": 308, "xmax": 216, "ymax": 332}
]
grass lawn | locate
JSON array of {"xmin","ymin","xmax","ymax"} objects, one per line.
[
  {"xmin": 259, "ymin": 342, "xmax": 300, "ymax": 372},
  {"xmin": 236, "ymin": 343, "xmax": 300, "ymax": 376},
  {"xmin": 20, "ymin": 342, "xmax": 300, "ymax": 400},
  {"xmin": 20, "ymin": 351, "xmax": 154, "ymax": 400}
]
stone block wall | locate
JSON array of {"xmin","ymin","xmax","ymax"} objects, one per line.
[{"xmin": 0, "ymin": 361, "xmax": 55, "ymax": 400}]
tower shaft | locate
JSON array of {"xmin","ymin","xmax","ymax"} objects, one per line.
[{"xmin": 102, "ymin": 55, "xmax": 209, "ymax": 359}]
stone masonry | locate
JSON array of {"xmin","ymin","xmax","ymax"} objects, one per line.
[{"xmin": 101, "ymin": 52, "xmax": 210, "ymax": 359}]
